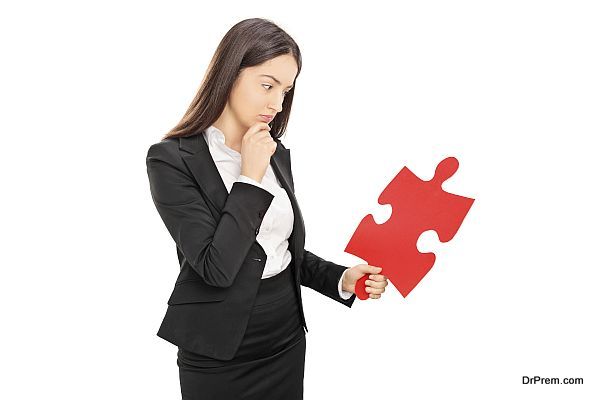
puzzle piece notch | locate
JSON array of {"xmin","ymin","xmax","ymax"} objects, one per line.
[{"xmin": 345, "ymin": 157, "xmax": 474, "ymax": 299}]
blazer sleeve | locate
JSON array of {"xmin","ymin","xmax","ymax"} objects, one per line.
[
  {"xmin": 299, "ymin": 249, "xmax": 356, "ymax": 307},
  {"xmin": 146, "ymin": 142, "xmax": 274, "ymax": 288}
]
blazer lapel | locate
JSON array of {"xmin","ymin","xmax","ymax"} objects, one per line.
[
  {"xmin": 179, "ymin": 133, "xmax": 228, "ymax": 213},
  {"xmin": 178, "ymin": 132, "xmax": 306, "ymax": 279}
]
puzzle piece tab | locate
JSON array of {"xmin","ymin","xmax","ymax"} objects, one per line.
[{"xmin": 345, "ymin": 157, "xmax": 474, "ymax": 299}]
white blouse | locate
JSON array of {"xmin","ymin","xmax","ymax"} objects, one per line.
[{"xmin": 202, "ymin": 125, "xmax": 352, "ymax": 299}]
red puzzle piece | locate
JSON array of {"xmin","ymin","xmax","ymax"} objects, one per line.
[{"xmin": 345, "ymin": 157, "xmax": 474, "ymax": 299}]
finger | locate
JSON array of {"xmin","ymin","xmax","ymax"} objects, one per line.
[
  {"xmin": 259, "ymin": 138, "xmax": 275, "ymax": 148},
  {"xmin": 367, "ymin": 265, "xmax": 382, "ymax": 274},
  {"xmin": 247, "ymin": 123, "xmax": 271, "ymax": 138},
  {"xmin": 365, "ymin": 280, "xmax": 385, "ymax": 289},
  {"xmin": 257, "ymin": 122, "xmax": 271, "ymax": 131},
  {"xmin": 368, "ymin": 274, "xmax": 387, "ymax": 282},
  {"xmin": 257, "ymin": 131, "xmax": 274, "ymax": 141},
  {"xmin": 369, "ymin": 293, "xmax": 381, "ymax": 299},
  {"xmin": 365, "ymin": 286, "xmax": 385, "ymax": 294}
]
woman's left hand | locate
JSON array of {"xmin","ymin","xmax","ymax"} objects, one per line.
[{"xmin": 343, "ymin": 264, "xmax": 389, "ymax": 299}]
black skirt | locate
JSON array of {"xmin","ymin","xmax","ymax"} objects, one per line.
[{"xmin": 177, "ymin": 264, "xmax": 306, "ymax": 400}]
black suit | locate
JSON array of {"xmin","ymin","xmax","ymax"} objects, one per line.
[{"xmin": 146, "ymin": 132, "xmax": 356, "ymax": 360}]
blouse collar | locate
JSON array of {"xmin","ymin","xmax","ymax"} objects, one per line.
[{"xmin": 204, "ymin": 125, "xmax": 241, "ymax": 160}]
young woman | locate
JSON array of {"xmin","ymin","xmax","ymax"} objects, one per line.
[{"xmin": 146, "ymin": 17, "xmax": 388, "ymax": 400}]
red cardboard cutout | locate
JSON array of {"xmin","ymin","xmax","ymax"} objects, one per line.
[{"xmin": 345, "ymin": 157, "xmax": 474, "ymax": 299}]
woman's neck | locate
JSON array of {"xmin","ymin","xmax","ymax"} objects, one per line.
[{"xmin": 212, "ymin": 114, "xmax": 245, "ymax": 153}]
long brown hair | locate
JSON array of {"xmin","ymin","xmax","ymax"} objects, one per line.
[{"xmin": 162, "ymin": 18, "xmax": 302, "ymax": 141}]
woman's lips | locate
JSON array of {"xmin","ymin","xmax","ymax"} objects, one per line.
[{"xmin": 259, "ymin": 114, "xmax": 273, "ymax": 122}]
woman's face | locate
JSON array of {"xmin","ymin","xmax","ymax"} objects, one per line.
[{"xmin": 227, "ymin": 54, "xmax": 298, "ymax": 129}]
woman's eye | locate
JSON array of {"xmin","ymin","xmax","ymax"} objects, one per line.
[{"xmin": 262, "ymin": 84, "xmax": 289, "ymax": 97}]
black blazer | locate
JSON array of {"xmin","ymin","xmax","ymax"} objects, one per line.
[{"xmin": 146, "ymin": 132, "xmax": 356, "ymax": 360}]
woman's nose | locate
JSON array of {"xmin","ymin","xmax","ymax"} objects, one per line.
[{"xmin": 268, "ymin": 93, "xmax": 285, "ymax": 113}]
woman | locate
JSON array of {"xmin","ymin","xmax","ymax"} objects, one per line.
[{"xmin": 146, "ymin": 18, "xmax": 389, "ymax": 399}]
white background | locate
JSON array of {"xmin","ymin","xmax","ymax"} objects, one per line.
[{"xmin": 1, "ymin": 1, "xmax": 598, "ymax": 399}]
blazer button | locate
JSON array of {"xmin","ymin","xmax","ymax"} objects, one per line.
[
  {"xmin": 258, "ymin": 211, "xmax": 263, "ymax": 218},
  {"xmin": 255, "ymin": 227, "xmax": 260, "ymax": 235}
]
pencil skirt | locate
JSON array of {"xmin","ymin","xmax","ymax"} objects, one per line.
[{"xmin": 177, "ymin": 264, "xmax": 306, "ymax": 400}]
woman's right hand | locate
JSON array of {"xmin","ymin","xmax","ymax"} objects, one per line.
[{"xmin": 240, "ymin": 122, "xmax": 277, "ymax": 183}]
